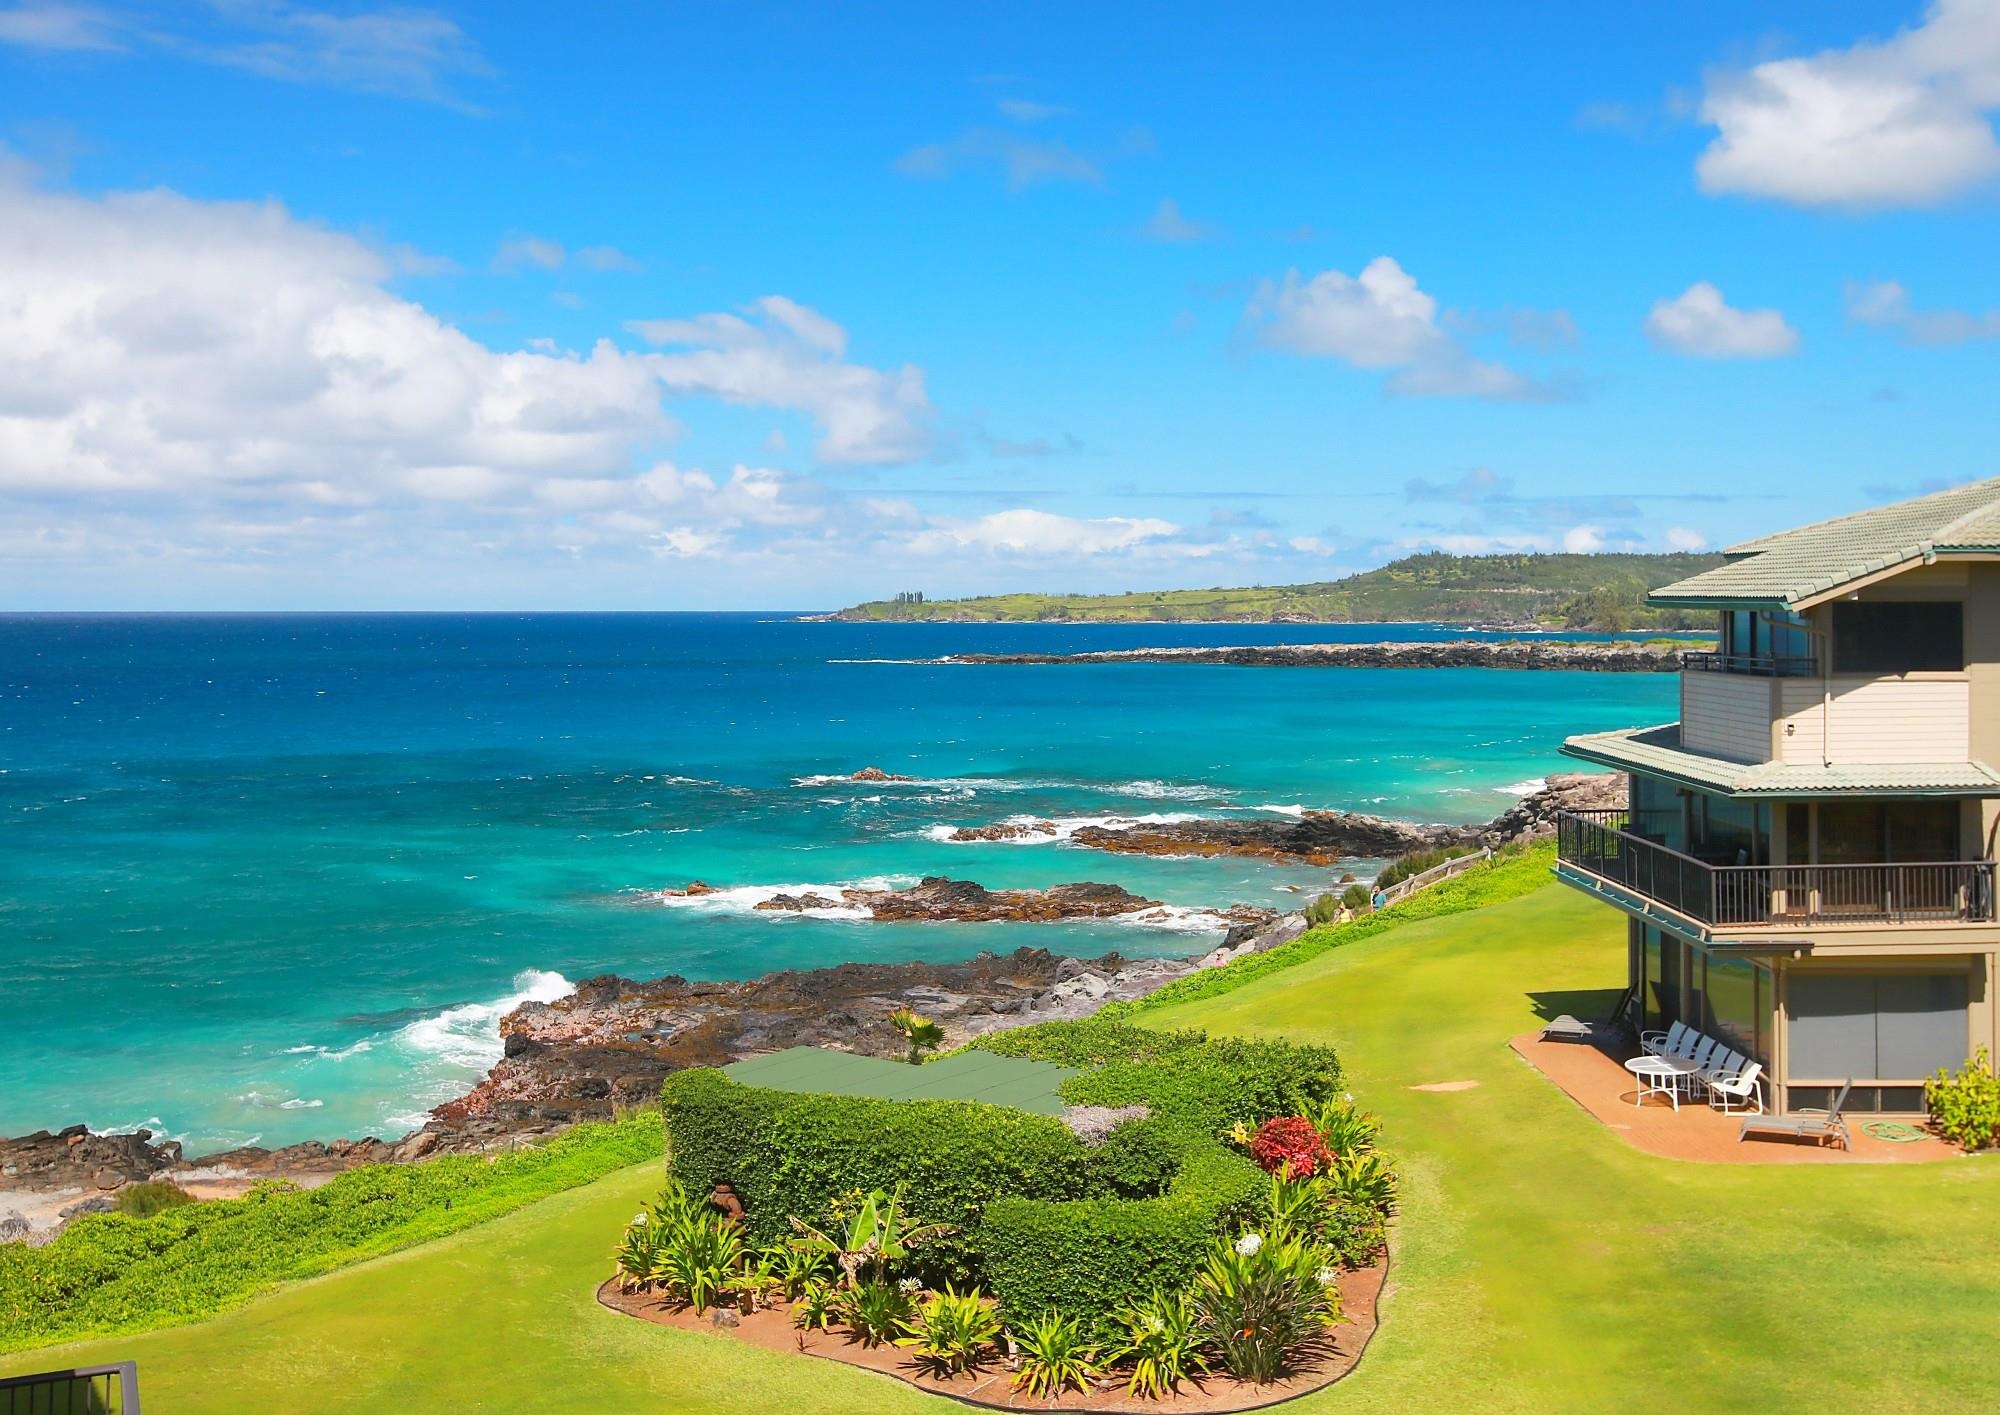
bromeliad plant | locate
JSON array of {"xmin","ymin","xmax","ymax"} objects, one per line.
[
  {"xmin": 894, "ymin": 1285, "xmax": 1004, "ymax": 1376},
  {"xmin": 1308, "ymin": 1096, "xmax": 1383, "ymax": 1158},
  {"xmin": 610, "ymin": 1177, "xmax": 750, "ymax": 1314},
  {"xmin": 1010, "ymin": 1308, "xmax": 1101, "ymax": 1399},
  {"xmin": 1192, "ymin": 1230, "xmax": 1342, "ymax": 1386},
  {"xmin": 791, "ymin": 1277, "xmax": 843, "ymax": 1332},
  {"xmin": 1323, "ymin": 1152, "xmax": 1397, "ymax": 1213},
  {"xmin": 1102, "ymin": 1287, "xmax": 1209, "ymax": 1399},
  {"xmin": 789, "ymin": 1182, "xmax": 956, "ymax": 1289},
  {"xmin": 835, "ymin": 1279, "xmax": 917, "ymax": 1347}
]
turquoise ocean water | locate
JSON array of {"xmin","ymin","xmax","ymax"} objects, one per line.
[{"xmin": 0, "ymin": 614, "xmax": 1675, "ymax": 1152}]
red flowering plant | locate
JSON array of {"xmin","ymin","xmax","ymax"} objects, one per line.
[{"xmin": 1246, "ymin": 1115, "xmax": 1333, "ymax": 1178}]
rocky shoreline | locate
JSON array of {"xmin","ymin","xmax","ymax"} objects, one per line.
[
  {"xmin": 933, "ymin": 639, "xmax": 1686, "ymax": 671},
  {"xmin": 1, "ymin": 773, "xmax": 1623, "ymax": 1241}
]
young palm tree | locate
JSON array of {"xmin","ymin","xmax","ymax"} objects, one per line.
[{"xmin": 888, "ymin": 1006, "xmax": 944, "ymax": 1065}]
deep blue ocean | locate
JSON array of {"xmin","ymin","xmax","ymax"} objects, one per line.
[{"xmin": 0, "ymin": 614, "xmax": 1675, "ymax": 1152}]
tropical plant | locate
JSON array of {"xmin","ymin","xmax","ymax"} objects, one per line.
[
  {"xmin": 1102, "ymin": 1287, "xmax": 1209, "ymax": 1399},
  {"xmin": 1262, "ymin": 1167, "xmax": 1329, "ymax": 1241},
  {"xmin": 1193, "ymin": 1231, "xmax": 1340, "ymax": 1385},
  {"xmin": 1248, "ymin": 1116, "xmax": 1333, "ymax": 1177},
  {"xmin": 1340, "ymin": 882, "xmax": 1371, "ymax": 912},
  {"xmin": 1010, "ymin": 1308, "xmax": 1101, "ymax": 1399},
  {"xmin": 1926, "ymin": 1046, "xmax": 2000, "ymax": 1150},
  {"xmin": 1318, "ymin": 1200, "xmax": 1387, "ymax": 1269},
  {"xmin": 789, "ymin": 1182, "xmax": 956, "ymax": 1288},
  {"xmin": 613, "ymin": 1210, "xmax": 665, "ymax": 1293},
  {"xmin": 762, "ymin": 1239, "xmax": 834, "ymax": 1299},
  {"xmin": 1308, "ymin": 1096, "xmax": 1382, "ymax": 1158},
  {"xmin": 1304, "ymin": 892, "xmax": 1342, "ymax": 927},
  {"xmin": 633, "ymin": 1177, "xmax": 748, "ymax": 1315},
  {"xmin": 836, "ymin": 1279, "xmax": 916, "ymax": 1347},
  {"xmin": 1324, "ymin": 1151, "xmax": 1397, "ymax": 1212},
  {"xmin": 894, "ymin": 1284, "xmax": 1003, "ymax": 1376},
  {"xmin": 792, "ymin": 1277, "xmax": 842, "ymax": 1331},
  {"xmin": 728, "ymin": 1252, "xmax": 783, "ymax": 1312},
  {"xmin": 889, "ymin": 1006, "xmax": 945, "ymax": 1065}
]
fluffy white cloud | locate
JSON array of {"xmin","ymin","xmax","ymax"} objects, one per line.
[
  {"xmin": 895, "ymin": 129, "xmax": 1101, "ymax": 189},
  {"xmin": 907, "ymin": 509, "xmax": 1180, "ymax": 557},
  {"xmin": 492, "ymin": 233, "xmax": 565, "ymax": 272},
  {"xmin": 1644, "ymin": 282, "xmax": 1799, "ymax": 358},
  {"xmin": 1562, "ymin": 524, "xmax": 1607, "ymax": 553},
  {"xmin": 0, "ymin": 2, "xmax": 121, "ymax": 50},
  {"xmin": 1846, "ymin": 278, "xmax": 2000, "ymax": 343},
  {"xmin": 1695, "ymin": 0, "xmax": 2000, "ymax": 208},
  {"xmin": 1249, "ymin": 258, "xmax": 1558, "ymax": 401},
  {"xmin": 1665, "ymin": 526, "xmax": 1710, "ymax": 551},
  {"xmin": 628, "ymin": 297, "xmax": 929, "ymax": 464}
]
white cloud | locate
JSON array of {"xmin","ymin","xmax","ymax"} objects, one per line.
[
  {"xmin": 492, "ymin": 233, "xmax": 565, "ymax": 273},
  {"xmin": 627, "ymin": 297, "xmax": 929, "ymax": 464},
  {"xmin": 907, "ymin": 509, "xmax": 1180, "ymax": 557},
  {"xmin": 180, "ymin": 3, "xmax": 492, "ymax": 107},
  {"xmin": 1846, "ymin": 278, "xmax": 2000, "ymax": 344},
  {"xmin": 1249, "ymin": 257, "xmax": 1560, "ymax": 401},
  {"xmin": 1140, "ymin": 198, "xmax": 1220, "ymax": 242},
  {"xmin": 1665, "ymin": 526, "xmax": 1709, "ymax": 551},
  {"xmin": 997, "ymin": 98, "xmax": 1067, "ymax": 123},
  {"xmin": 1644, "ymin": 282, "xmax": 1799, "ymax": 358},
  {"xmin": 1695, "ymin": 0, "xmax": 2000, "ymax": 208},
  {"xmin": 1562, "ymin": 524, "xmax": 1607, "ymax": 553},
  {"xmin": 895, "ymin": 128, "xmax": 1102, "ymax": 189},
  {"xmin": 0, "ymin": 2, "xmax": 120, "ymax": 50},
  {"xmin": 575, "ymin": 244, "xmax": 641, "ymax": 272}
]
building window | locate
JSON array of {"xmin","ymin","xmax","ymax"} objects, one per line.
[
  {"xmin": 1831, "ymin": 601, "xmax": 1963, "ymax": 674},
  {"xmin": 1702, "ymin": 954, "xmax": 1769, "ymax": 1065},
  {"xmin": 1786, "ymin": 971, "xmax": 1970, "ymax": 1099}
]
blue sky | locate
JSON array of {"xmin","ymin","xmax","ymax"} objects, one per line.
[{"xmin": 1, "ymin": 1, "xmax": 1997, "ymax": 609}]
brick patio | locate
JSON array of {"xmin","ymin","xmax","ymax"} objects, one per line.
[{"xmin": 1509, "ymin": 1030, "xmax": 1958, "ymax": 1164}]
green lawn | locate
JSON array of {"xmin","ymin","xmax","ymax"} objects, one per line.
[{"xmin": 10, "ymin": 876, "xmax": 1999, "ymax": 1410}]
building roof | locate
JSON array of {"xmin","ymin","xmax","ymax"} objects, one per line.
[
  {"xmin": 1647, "ymin": 476, "xmax": 2000, "ymax": 610},
  {"xmin": 1561, "ymin": 723, "xmax": 2000, "ymax": 797},
  {"xmin": 720, "ymin": 1045, "xmax": 1076, "ymax": 1114}
]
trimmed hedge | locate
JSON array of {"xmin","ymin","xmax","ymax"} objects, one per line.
[
  {"xmin": 661, "ymin": 1021, "xmax": 1343, "ymax": 1320},
  {"xmin": 0, "ymin": 1110, "xmax": 662, "ymax": 1355}
]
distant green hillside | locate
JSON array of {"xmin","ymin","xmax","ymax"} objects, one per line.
[{"xmin": 830, "ymin": 551, "xmax": 1728, "ymax": 630}]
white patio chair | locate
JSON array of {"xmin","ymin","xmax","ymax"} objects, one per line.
[
  {"xmin": 1708, "ymin": 1061, "xmax": 1763, "ymax": 1114},
  {"xmin": 1639, "ymin": 1019, "xmax": 1687, "ymax": 1058},
  {"xmin": 1698, "ymin": 1047, "xmax": 1744, "ymax": 1096}
]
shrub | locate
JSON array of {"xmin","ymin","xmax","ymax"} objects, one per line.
[
  {"xmin": 762, "ymin": 1239, "xmax": 832, "ymax": 1299},
  {"xmin": 1926, "ymin": 1047, "xmax": 2000, "ymax": 1150},
  {"xmin": 1248, "ymin": 1117, "xmax": 1333, "ymax": 1177},
  {"xmin": 1102, "ymin": 1287, "xmax": 1209, "ymax": 1399},
  {"xmin": 894, "ymin": 1285, "xmax": 1003, "ymax": 1375},
  {"xmin": 1010, "ymin": 1308, "xmax": 1101, "ymax": 1399},
  {"xmin": 836, "ymin": 1279, "xmax": 915, "ymax": 1347},
  {"xmin": 1192, "ymin": 1231, "xmax": 1341, "ymax": 1385},
  {"xmin": 113, "ymin": 1181, "xmax": 194, "ymax": 1218},
  {"xmin": 792, "ymin": 1277, "xmax": 841, "ymax": 1331},
  {"xmin": 1305, "ymin": 892, "xmax": 1342, "ymax": 927},
  {"xmin": 1373, "ymin": 844, "xmax": 1481, "ymax": 890},
  {"xmin": 1318, "ymin": 1200, "xmax": 1387, "ymax": 1270},
  {"xmin": 1309, "ymin": 1096, "xmax": 1383, "ymax": 1158},
  {"xmin": 1323, "ymin": 1152, "xmax": 1397, "ymax": 1212},
  {"xmin": 1341, "ymin": 883, "xmax": 1371, "ymax": 912},
  {"xmin": 0, "ymin": 1109, "xmax": 661, "ymax": 1356}
]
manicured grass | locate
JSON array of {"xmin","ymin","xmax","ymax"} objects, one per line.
[{"xmin": 11, "ymin": 876, "xmax": 1998, "ymax": 1409}]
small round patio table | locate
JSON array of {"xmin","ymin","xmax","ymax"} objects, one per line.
[{"xmin": 1624, "ymin": 1055, "xmax": 1700, "ymax": 1112}]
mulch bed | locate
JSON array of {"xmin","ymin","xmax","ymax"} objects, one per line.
[{"xmin": 595, "ymin": 1258, "xmax": 1387, "ymax": 1412}]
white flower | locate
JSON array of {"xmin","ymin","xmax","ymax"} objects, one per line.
[
  {"xmin": 1316, "ymin": 1267, "xmax": 1336, "ymax": 1287},
  {"xmin": 1234, "ymin": 1232, "xmax": 1264, "ymax": 1257},
  {"xmin": 631, "ymin": 1212, "xmax": 648, "ymax": 1226},
  {"xmin": 898, "ymin": 1277, "xmax": 923, "ymax": 1292}
]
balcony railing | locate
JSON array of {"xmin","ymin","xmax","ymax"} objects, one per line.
[
  {"xmin": 1680, "ymin": 650, "xmax": 1820, "ymax": 678},
  {"xmin": 1556, "ymin": 809, "xmax": 1996, "ymax": 928}
]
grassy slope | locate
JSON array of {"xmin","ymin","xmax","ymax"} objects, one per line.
[
  {"xmin": 834, "ymin": 551, "xmax": 1725, "ymax": 626},
  {"xmin": 11, "ymin": 870, "xmax": 1999, "ymax": 1410}
]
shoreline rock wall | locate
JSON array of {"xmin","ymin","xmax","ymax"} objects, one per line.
[{"xmin": 938, "ymin": 640, "xmax": 1684, "ymax": 671}]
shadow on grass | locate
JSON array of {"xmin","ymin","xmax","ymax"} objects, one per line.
[{"xmin": 1524, "ymin": 986, "xmax": 1622, "ymax": 1024}]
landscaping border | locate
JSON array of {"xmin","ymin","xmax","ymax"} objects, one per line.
[{"xmin": 594, "ymin": 1247, "xmax": 1389, "ymax": 1413}]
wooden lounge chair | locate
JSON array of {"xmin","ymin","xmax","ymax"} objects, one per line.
[{"xmin": 1740, "ymin": 1080, "xmax": 1852, "ymax": 1149}]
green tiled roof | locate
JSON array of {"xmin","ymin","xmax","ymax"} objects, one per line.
[
  {"xmin": 1648, "ymin": 476, "xmax": 2000, "ymax": 609},
  {"xmin": 1561, "ymin": 723, "xmax": 2000, "ymax": 797},
  {"xmin": 720, "ymin": 1045, "xmax": 1076, "ymax": 1114}
]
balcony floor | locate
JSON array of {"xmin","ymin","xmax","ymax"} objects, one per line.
[{"xmin": 1508, "ymin": 1031, "xmax": 1958, "ymax": 1165}]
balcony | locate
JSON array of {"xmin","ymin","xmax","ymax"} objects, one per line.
[
  {"xmin": 1680, "ymin": 650, "xmax": 1819, "ymax": 678},
  {"xmin": 1555, "ymin": 809, "xmax": 1997, "ymax": 930}
]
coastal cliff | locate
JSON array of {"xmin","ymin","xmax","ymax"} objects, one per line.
[{"xmin": 935, "ymin": 639, "xmax": 1685, "ymax": 671}]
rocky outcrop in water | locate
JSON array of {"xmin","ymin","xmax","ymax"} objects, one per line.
[{"xmin": 938, "ymin": 640, "xmax": 1683, "ymax": 671}]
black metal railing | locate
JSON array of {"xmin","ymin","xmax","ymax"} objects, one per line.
[
  {"xmin": 0, "ymin": 1362, "xmax": 141, "ymax": 1414},
  {"xmin": 1556, "ymin": 810, "xmax": 1996, "ymax": 927},
  {"xmin": 1681, "ymin": 650, "xmax": 1820, "ymax": 678}
]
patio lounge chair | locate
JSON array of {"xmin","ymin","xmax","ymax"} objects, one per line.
[
  {"xmin": 1740, "ymin": 1080, "xmax": 1852, "ymax": 1149},
  {"xmin": 1544, "ymin": 984, "xmax": 1640, "ymax": 1044},
  {"xmin": 1708, "ymin": 1061, "xmax": 1763, "ymax": 1114}
]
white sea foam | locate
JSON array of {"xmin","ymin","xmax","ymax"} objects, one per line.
[
  {"xmin": 393, "ymin": 968, "xmax": 574, "ymax": 1071},
  {"xmin": 646, "ymin": 876, "xmax": 919, "ymax": 920},
  {"xmin": 1107, "ymin": 904, "xmax": 1233, "ymax": 933},
  {"xmin": 1496, "ymin": 777, "xmax": 1548, "ymax": 796},
  {"xmin": 923, "ymin": 812, "xmax": 1204, "ymax": 845},
  {"xmin": 1255, "ymin": 803, "xmax": 1310, "ymax": 818}
]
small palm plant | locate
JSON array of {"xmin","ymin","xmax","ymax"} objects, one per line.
[
  {"xmin": 1103, "ymin": 1287, "xmax": 1209, "ymax": 1398},
  {"xmin": 788, "ymin": 1181, "xmax": 956, "ymax": 1288},
  {"xmin": 1010, "ymin": 1308, "xmax": 1100, "ymax": 1398},
  {"xmin": 889, "ymin": 1006, "xmax": 945, "ymax": 1064}
]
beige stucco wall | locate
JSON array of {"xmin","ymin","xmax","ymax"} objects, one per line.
[{"xmin": 1681, "ymin": 670, "xmax": 1774, "ymax": 763}]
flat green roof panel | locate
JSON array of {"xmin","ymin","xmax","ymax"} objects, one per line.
[{"xmin": 720, "ymin": 1045, "xmax": 1075, "ymax": 1114}]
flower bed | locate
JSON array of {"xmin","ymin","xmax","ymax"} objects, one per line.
[{"xmin": 625, "ymin": 1018, "xmax": 1396, "ymax": 1399}]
